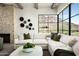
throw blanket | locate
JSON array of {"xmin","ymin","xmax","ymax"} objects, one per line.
[{"xmin": 54, "ymin": 49, "xmax": 75, "ymax": 56}]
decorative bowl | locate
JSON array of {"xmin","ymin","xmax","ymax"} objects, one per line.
[{"xmin": 23, "ymin": 48, "xmax": 34, "ymax": 53}]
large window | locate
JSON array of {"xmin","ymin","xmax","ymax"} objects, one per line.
[
  {"xmin": 58, "ymin": 6, "xmax": 69, "ymax": 35},
  {"xmin": 71, "ymin": 3, "xmax": 79, "ymax": 36},
  {"xmin": 58, "ymin": 3, "xmax": 79, "ymax": 36},
  {"xmin": 63, "ymin": 7, "xmax": 69, "ymax": 20},
  {"xmin": 38, "ymin": 14, "xmax": 57, "ymax": 33},
  {"xmin": 63, "ymin": 7, "xmax": 69, "ymax": 35}
]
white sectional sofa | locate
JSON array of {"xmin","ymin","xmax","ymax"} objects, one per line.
[
  {"xmin": 14, "ymin": 33, "xmax": 79, "ymax": 56},
  {"xmin": 47, "ymin": 34, "xmax": 79, "ymax": 56}
]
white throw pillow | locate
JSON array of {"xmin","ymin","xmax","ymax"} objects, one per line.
[
  {"xmin": 68, "ymin": 38, "xmax": 77, "ymax": 47},
  {"xmin": 60, "ymin": 35, "xmax": 70, "ymax": 44},
  {"xmin": 60, "ymin": 35, "xmax": 76, "ymax": 45}
]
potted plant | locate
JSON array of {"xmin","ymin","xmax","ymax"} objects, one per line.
[{"xmin": 23, "ymin": 42, "xmax": 35, "ymax": 53}]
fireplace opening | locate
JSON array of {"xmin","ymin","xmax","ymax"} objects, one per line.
[{"xmin": 0, "ymin": 34, "xmax": 10, "ymax": 43}]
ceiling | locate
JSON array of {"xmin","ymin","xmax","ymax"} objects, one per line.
[
  {"xmin": 38, "ymin": 3, "xmax": 52, "ymax": 8},
  {"xmin": 21, "ymin": 3, "xmax": 61, "ymax": 9},
  {"xmin": 38, "ymin": 3, "xmax": 60, "ymax": 8},
  {"xmin": 0, "ymin": 3, "xmax": 61, "ymax": 9}
]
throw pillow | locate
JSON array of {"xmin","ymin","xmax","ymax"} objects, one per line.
[
  {"xmin": 24, "ymin": 33, "xmax": 31, "ymax": 39},
  {"xmin": 68, "ymin": 38, "xmax": 77, "ymax": 47},
  {"xmin": 51, "ymin": 33, "xmax": 58, "ymax": 39},
  {"xmin": 53, "ymin": 35, "xmax": 61, "ymax": 41}
]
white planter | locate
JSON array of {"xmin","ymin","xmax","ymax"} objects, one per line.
[{"xmin": 23, "ymin": 48, "xmax": 34, "ymax": 53}]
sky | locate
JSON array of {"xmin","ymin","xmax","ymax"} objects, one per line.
[{"xmin": 71, "ymin": 3, "xmax": 79, "ymax": 25}]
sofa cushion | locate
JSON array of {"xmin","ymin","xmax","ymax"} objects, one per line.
[
  {"xmin": 33, "ymin": 39, "xmax": 48, "ymax": 45},
  {"xmin": 15, "ymin": 39, "xmax": 32, "ymax": 45},
  {"xmin": 48, "ymin": 40, "xmax": 66, "ymax": 47},
  {"xmin": 48, "ymin": 40, "xmax": 72, "ymax": 52},
  {"xmin": 60, "ymin": 35, "xmax": 79, "ymax": 45},
  {"xmin": 33, "ymin": 34, "xmax": 46, "ymax": 39},
  {"xmin": 15, "ymin": 39, "xmax": 48, "ymax": 45},
  {"xmin": 24, "ymin": 33, "xmax": 31, "ymax": 39},
  {"xmin": 60, "ymin": 35, "xmax": 75, "ymax": 45}
]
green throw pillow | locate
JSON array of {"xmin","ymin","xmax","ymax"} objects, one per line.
[
  {"xmin": 53, "ymin": 35, "xmax": 61, "ymax": 41},
  {"xmin": 24, "ymin": 33, "xmax": 31, "ymax": 39},
  {"xmin": 51, "ymin": 33, "xmax": 58, "ymax": 39}
]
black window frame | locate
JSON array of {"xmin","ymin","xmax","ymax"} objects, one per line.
[
  {"xmin": 57, "ymin": 4, "xmax": 71, "ymax": 35},
  {"xmin": 57, "ymin": 3, "xmax": 79, "ymax": 35},
  {"xmin": 38, "ymin": 14, "xmax": 57, "ymax": 33}
]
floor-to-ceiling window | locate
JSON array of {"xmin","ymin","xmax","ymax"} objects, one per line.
[
  {"xmin": 58, "ymin": 6, "xmax": 69, "ymax": 35},
  {"xmin": 58, "ymin": 3, "xmax": 79, "ymax": 36},
  {"xmin": 71, "ymin": 3, "xmax": 79, "ymax": 36},
  {"xmin": 63, "ymin": 7, "xmax": 69, "ymax": 35}
]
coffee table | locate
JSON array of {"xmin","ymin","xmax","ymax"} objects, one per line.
[{"xmin": 10, "ymin": 46, "xmax": 43, "ymax": 56}]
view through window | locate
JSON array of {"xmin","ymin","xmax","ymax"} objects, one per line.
[
  {"xmin": 71, "ymin": 3, "xmax": 79, "ymax": 36},
  {"xmin": 59, "ymin": 6, "xmax": 69, "ymax": 35},
  {"xmin": 58, "ymin": 3, "xmax": 79, "ymax": 36},
  {"xmin": 38, "ymin": 14, "xmax": 57, "ymax": 33}
]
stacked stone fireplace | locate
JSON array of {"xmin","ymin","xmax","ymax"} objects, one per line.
[{"xmin": 0, "ymin": 6, "xmax": 14, "ymax": 43}]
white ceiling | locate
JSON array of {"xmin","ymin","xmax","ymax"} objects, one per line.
[
  {"xmin": 1, "ymin": 3, "xmax": 61, "ymax": 9},
  {"xmin": 21, "ymin": 3, "xmax": 60, "ymax": 9},
  {"xmin": 38, "ymin": 3, "xmax": 52, "ymax": 8}
]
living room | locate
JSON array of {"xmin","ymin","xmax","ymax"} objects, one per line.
[{"xmin": 0, "ymin": 3, "xmax": 79, "ymax": 56}]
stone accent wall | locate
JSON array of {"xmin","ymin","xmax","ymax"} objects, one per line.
[{"xmin": 0, "ymin": 6, "xmax": 14, "ymax": 43}]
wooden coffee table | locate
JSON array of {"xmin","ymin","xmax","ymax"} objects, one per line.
[{"xmin": 10, "ymin": 46, "xmax": 43, "ymax": 56}]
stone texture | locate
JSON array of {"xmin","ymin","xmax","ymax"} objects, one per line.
[{"xmin": 0, "ymin": 6, "xmax": 14, "ymax": 43}]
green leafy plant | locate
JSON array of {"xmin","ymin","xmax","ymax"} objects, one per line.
[{"xmin": 23, "ymin": 43, "xmax": 35, "ymax": 49}]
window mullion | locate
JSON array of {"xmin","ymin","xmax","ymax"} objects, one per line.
[
  {"xmin": 69, "ymin": 4, "xmax": 71, "ymax": 35},
  {"xmin": 62, "ymin": 12, "xmax": 63, "ymax": 33}
]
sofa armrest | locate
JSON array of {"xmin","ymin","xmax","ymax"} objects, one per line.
[{"xmin": 72, "ymin": 41, "xmax": 79, "ymax": 56}]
